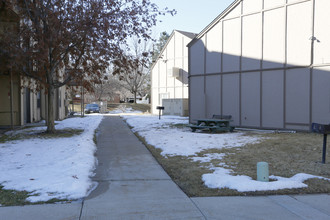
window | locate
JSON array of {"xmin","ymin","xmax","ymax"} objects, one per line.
[{"xmin": 37, "ymin": 92, "xmax": 41, "ymax": 108}]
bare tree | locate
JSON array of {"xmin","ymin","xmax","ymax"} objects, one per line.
[
  {"xmin": 88, "ymin": 76, "xmax": 110, "ymax": 102},
  {"xmin": 1, "ymin": 0, "xmax": 174, "ymax": 133},
  {"xmin": 113, "ymin": 39, "xmax": 152, "ymax": 103},
  {"xmin": 84, "ymin": 70, "xmax": 130, "ymax": 103}
]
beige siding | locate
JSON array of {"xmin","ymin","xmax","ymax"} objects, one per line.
[
  {"xmin": 242, "ymin": 13, "xmax": 262, "ymax": 70},
  {"xmin": 243, "ymin": 0, "xmax": 262, "ymax": 14},
  {"xmin": 190, "ymin": 76, "xmax": 205, "ymax": 121},
  {"xmin": 190, "ymin": 38, "xmax": 205, "ymax": 75},
  {"xmin": 205, "ymin": 75, "xmax": 221, "ymax": 118},
  {"xmin": 286, "ymin": 2, "xmax": 312, "ymax": 66},
  {"xmin": 241, "ymin": 72, "xmax": 261, "ymax": 127},
  {"xmin": 0, "ymin": 75, "xmax": 20, "ymax": 126},
  {"xmin": 223, "ymin": 2, "xmax": 242, "ymax": 19},
  {"xmin": 312, "ymin": 66, "xmax": 330, "ymax": 123},
  {"xmin": 263, "ymin": 7, "xmax": 285, "ymax": 68},
  {"xmin": 261, "ymin": 71, "xmax": 284, "ymax": 128},
  {"xmin": 1, "ymin": 7, "xmax": 66, "ymax": 127},
  {"xmin": 205, "ymin": 22, "xmax": 222, "ymax": 74},
  {"xmin": 264, "ymin": 0, "xmax": 286, "ymax": 9},
  {"xmin": 285, "ymin": 68, "xmax": 310, "ymax": 124},
  {"xmin": 222, "ymin": 74, "xmax": 240, "ymax": 126},
  {"xmin": 223, "ymin": 18, "xmax": 241, "ymax": 72},
  {"xmin": 314, "ymin": 0, "xmax": 330, "ymax": 65}
]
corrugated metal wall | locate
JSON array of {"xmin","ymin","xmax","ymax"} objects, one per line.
[{"xmin": 189, "ymin": 0, "xmax": 330, "ymax": 131}]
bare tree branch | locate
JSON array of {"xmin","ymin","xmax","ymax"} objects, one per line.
[{"xmin": 1, "ymin": 0, "xmax": 175, "ymax": 132}]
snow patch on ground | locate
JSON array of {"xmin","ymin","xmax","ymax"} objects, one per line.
[
  {"xmin": 0, "ymin": 115, "xmax": 103, "ymax": 202},
  {"xmin": 123, "ymin": 114, "xmax": 330, "ymax": 192},
  {"xmin": 191, "ymin": 153, "xmax": 226, "ymax": 163},
  {"xmin": 123, "ymin": 115, "xmax": 261, "ymax": 156},
  {"xmin": 203, "ymin": 167, "xmax": 330, "ymax": 192}
]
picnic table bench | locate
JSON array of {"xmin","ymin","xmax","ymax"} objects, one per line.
[{"xmin": 188, "ymin": 115, "xmax": 235, "ymax": 133}]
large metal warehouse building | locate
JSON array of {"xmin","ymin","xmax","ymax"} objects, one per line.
[
  {"xmin": 151, "ymin": 30, "xmax": 196, "ymax": 116},
  {"xmin": 188, "ymin": 0, "xmax": 330, "ymax": 131}
]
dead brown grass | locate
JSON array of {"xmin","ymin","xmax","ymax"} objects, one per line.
[
  {"xmin": 108, "ymin": 103, "xmax": 151, "ymax": 113},
  {"xmin": 136, "ymin": 131, "xmax": 330, "ymax": 197},
  {"xmin": 69, "ymin": 104, "xmax": 84, "ymax": 112},
  {"xmin": 0, "ymin": 129, "xmax": 84, "ymax": 143},
  {"xmin": 222, "ymin": 132, "xmax": 329, "ymax": 179}
]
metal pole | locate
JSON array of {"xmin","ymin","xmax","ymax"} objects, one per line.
[
  {"xmin": 45, "ymin": 89, "xmax": 48, "ymax": 126},
  {"xmin": 322, "ymin": 134, "xmax": 327, "ymax": 164},
  {"xmin": 80, "ymin": 85, "xmax": 83, "ymax": 117},
  {"xmin": 82, "ymin": 87, "xmax": 85, "ymax": 117},
  {"xmin": 10, "ymin": 70, "xmax": 14, "ymax": 130},
  {"xmin": 72, "ymin": 86, "xmax": 74, "ymax": 113}
]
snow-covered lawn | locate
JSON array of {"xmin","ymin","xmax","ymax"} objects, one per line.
[
  {"xmin": 1, "ymin": 110, "xmax": 328, "ymax": 204},
  {"xmin": 124, "ymin": 115, "xmax": 260, "ymax": 156},
  {"xmin": 0, "ymin": 115, "xmax": 103, "ymax": 203},
  {"xmin": 123, "ymin": 114, "xmax": 330, "ymax": 192}
]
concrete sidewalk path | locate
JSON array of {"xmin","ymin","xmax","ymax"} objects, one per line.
[
  {"xmin": 0, "ymin": 115, "xmax": 329, "ymax": 219},
  {"xmin": 80, "ymin": 115, "xmax": 204, "ymax": 219},
  {"xmin": 81, "ymin": 116, "xmax": 330, "ymax": 220}
]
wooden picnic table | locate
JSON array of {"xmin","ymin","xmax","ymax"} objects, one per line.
[{"xmin": 188, "ymin": 118, "xmax": 235, "ymax": 133}]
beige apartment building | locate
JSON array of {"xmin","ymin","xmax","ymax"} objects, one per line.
[{"xmin": 0, "ymin": 4, "xmax": 66, "ymax": 128}]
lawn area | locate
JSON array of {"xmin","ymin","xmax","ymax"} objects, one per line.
[
  {"xmin": 68, "ymin": 103, "xmax": 151, "ymax": 114},
  {"xmin": 108, "ymin": 103, "xmax": 151, "ymax": 113},
  {"xmin": 1, "ymin": 111, "xmax": 328, "ymax": 206},
  {"xmin": 0, "ymin": 115, "xmax": 103, "ymax": 206},
  {"xmin": 123, "ymin": 115, "xmax": 330, "ymax": 197}
]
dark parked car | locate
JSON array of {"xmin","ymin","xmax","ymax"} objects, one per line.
[{"xmin": 84, "ymin": 104, "xmax": 100, "ymax": 114}]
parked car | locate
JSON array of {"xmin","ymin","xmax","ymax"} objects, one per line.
[{"xmin": 84, "ymin": 104, "xmax": 100, "ymax": 114}]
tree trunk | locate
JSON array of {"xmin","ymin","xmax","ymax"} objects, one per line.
[
  {"xmin": 47, "ymin": 85, "xmax": 56, "ymax": 133},
  {"xmin": 134, "ymin": 91, "xmax": 137, "ymax": 104}
]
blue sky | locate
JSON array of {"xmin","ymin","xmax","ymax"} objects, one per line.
[{"xmin": 152, "ymin": 0, "xmax": 234, "ymax": 36}]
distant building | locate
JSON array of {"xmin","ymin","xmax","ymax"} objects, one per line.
[
  {"xmin": 188, "ymin": 0, "xmax": 330, "ymax": 131},
  {"xmin": 151, "ymin": 30, "xmax": 196, "ymax": 116}
]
